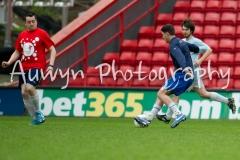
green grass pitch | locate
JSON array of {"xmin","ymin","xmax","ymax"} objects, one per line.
[{"xmin": 0, "ymin": 117, "xmax": 239, "ymax": 160}]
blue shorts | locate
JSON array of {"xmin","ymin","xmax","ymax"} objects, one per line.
[
  {"xmin": 19, "ymin": 68, "xmax": 41, "ymax": 88},
  {"xmin": 162, "ymin": 72, "xmax": 194, "ymax": 96}
]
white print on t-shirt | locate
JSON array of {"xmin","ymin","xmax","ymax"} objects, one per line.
[{"xmin": 20, "ymin": 37, "xmax": 40, "ymax": 61}]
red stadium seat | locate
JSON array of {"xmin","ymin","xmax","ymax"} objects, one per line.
[
  {"xmin": 234, "ymin": 52, "xmax": 240, "ymax": 66},
  {"xmin": 217, "ymin": 52, "xmax": 234, "ymax": 66},
  {"xmin": 233, "ymin": 66, "xmax": 240, "ymax": 78},
  {"xmin": 215, "ymin": 78, "xmax": 233, "ymax": 89},
  {"xmin": 156, "ymin": 13, "xmax": 172, "ymax": 25},
  {"xmin": 217, "ymin": 66, "xmax": 233, "ymax": 78},
  {"xmin": 203, "ymin": 38, "xmax": 219, "ymax": 53},
  {"xmin": 220, "ymin": 12, "xmax": 237, "ymax": 25},
  {"xmin": 205, "ymin": 1, "xmax": 221, "ymax": 13},
  {"xmin": 218, "ymin": 38, "xmax": 235, "ymax": 52},
  {"xmin": 189, "ymin": 12, "xmax": 204, "ymax": 25},
  {"xmin": 167, "ymin": 65, "xmax": 174, "ymax": 78},
  {"xmin": 86, "ymin": 77, "xmax": 100, "ymax": 86},
  {"xmin": 102, "ymin": 65, "xmax": 118, "ymax": 75},
  {"xmin": 238, "ymin": 1, "xmax": 240, "ymax": 12},
  {"xmin": 86, "ymin": 66, "xmax": 99, "ymax": 75},
  {"xmin": 203, "ymin": 25, "xmax": 219, "ymax": 39},
  {"xmin": 193, "ymin": 25, "xmax": 203, "ymax": 39},
  {"xmin": 153, "ymin": 38, "xmax": 169, "ymax": 52},
  {"xmin": 149, "ymin": 79, "xmax": 165, "ymax": 87},
  {"xmin": 219, "ymin": 0, "xmax": 236, "ymax": 1},
  {"xmin": 235, "ymin": 25, "xmax": 240, "ymax": 38},
  {"xmin": 115, "ymin": 65, "xmax": 134, "ymax": 86},
  {"xmin": 172, "ymin": 12, "xmax": 189, "ymax": 25},
  {"xmin": 116, "ymin": 77, "xmax": 131, "ymax": 87},
  {"xmin": 149, "ymin": 65, "xmax": 167, "ymax": 87},
  {"xmin": 85, "ymin": 66, "xmax": 100, "ymax": 86},
  {"xmin": 204, "ymin": 12, "xmax": 220, "ymax": 25},
  {"xmin": 201, "ymin": 53, "xmax": 218, "ymax": 66},
  {"xmin": 167, "ymin": 55, "xmax": 173, "ymax": 65},
  {"xmin": 237, "ymin": 12, "xmax": 240, "ymax": 24},
  {"xmin": 101, "ymin": 77, "xmax": 116, "ymax": 86},
  {"xmin": 138, "ymin": 26, "xmax": 155, "ymax": 39},
  {"xmin": 118, "ymin": 65, "xmax": 134, "ymax": 74},
  {"xmin": 132, "ymin": 78, "xmax": 149, "ymax": 87},
  {"xmin": 189, "ymin": 1, "xmax": 206, "ymax": 13},
  {"xmin": 219, "ymin": 25, "xmax": 235, "ymax": 39},
  {"xmin": 68, "ymin": 76, "xmax": 84, "ymax": 86},
  {"xmin": 120, "ymin": 40, "xmax": 137, "ymax": 52},
  {"xmin": 150, "ymin": 65, "xmax": 168, "ymax": 80},
  {"xmin": 221, "ymin": 1, "xmax": 238, "ymax": 13},
  {"xmin": 151, "ymin": 52, "xmax": 169, "ymax": 66},
  {"xmin": 235, "ymin": 38, "xmax": 240, "ymax": 52},
  {"xmin": 173, "ymin": 1, "xmax": 190, "ymax": 12},
  {"xmin": 202, "ymin": 78, "xmax": 217, "ymax": 89},
  {"xmin": 134, "ymin": 65, "xmax": 151, "ymax": 78},
  {"xmin": 119, "ymin": 51, "xmax": 135, "ymax": 65},
  {"xmin": 201, "ymin": 65, "xmax": 218, "ymax": 79},
  {"xmin": 102, "ymin": 52, "xmax": 119, "ymax": 65},
  {"xmin": 135, "ymin": 52, "xmax": 152, "ymax": 66},
  {"xmin": 233, "ymin": 79, "xmax": 240, "ymax": 89},
  {"xmin": 137, "ymin": 39, "xmax": 153, "ymax": 52},
  {"xmin": 174, "ymin": 25, "xmax": 183, "ymax": 39},
  {"xmin": 155, "ymin": 25, "xmax": 164, "ymax": 38}
]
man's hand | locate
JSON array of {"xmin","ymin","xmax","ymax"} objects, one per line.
[
  {"xmin": 185, "ymin": 71, "xmax": 194, "ymax": 79},
  {"xmin": 2, "ymin": 61, "xmax": 10, "ymax": 68},
  {"xmin": 194, "ymin": 59, "xmax": 203, "ymax": 67},
  {"xmin": 46, "ymin": 66, "xmax": 53, "ymax": 72},
  {"xmin": 183, "ymin": 68, "xmax": 194, "ymax": 79}
]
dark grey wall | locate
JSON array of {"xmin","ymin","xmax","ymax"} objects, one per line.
[
  {"xmin": 159, "ymin": 0, "xmax": 177, "ymax": 13},
  {"xmin": 55, "ymin": 0, "xmax": 132, "ymax": 53}
]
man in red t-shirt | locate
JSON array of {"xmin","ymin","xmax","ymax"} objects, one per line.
[{"xmin": 2, "ymin": 12, "xmax": 56, "ymax": 125}]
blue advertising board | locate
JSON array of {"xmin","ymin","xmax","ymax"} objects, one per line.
[{"xmin": 0, "ymin": 87, "xmax": 24, "ymax": 115}]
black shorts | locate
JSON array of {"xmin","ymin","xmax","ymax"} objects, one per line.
[{"xmin": 18, "ymin": 68, "xmax": 41, "ymax": 88}]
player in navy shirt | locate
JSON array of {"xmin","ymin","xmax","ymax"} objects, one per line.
[
  {"xmin": 157, "ymin": 19, "xmax": 236, "ymax": 125},
  {"xmin": 134, "ymin": 24, "xmax": 199, "ymax": 128}
]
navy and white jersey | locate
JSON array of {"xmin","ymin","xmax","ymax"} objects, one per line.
[{"xmin": 169, "ymin": 37, "xmax": 199, "ymax": 72}]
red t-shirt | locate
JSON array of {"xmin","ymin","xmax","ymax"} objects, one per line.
[{"xmin": 15, "ymin": 28, "xmax": 55, "ymax": 71}]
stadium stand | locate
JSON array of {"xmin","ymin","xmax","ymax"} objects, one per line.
[{"xmin": 11, "ymin": 0, "xmax": 236, "ymax": 89}]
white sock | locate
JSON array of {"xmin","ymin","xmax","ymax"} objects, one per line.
[
  {"xmin": 147, "ymin": 104, "xmax": 162, "ymax": 120},
  {"xmin": 169, "ymin": 102, "xmax": 181, "ymax": 116},
  {"xmin": 166, "ymin": 103, "xmax": 178, "ymax": 119},
  {"xmin": 23, "ymin": 99, "xmax": 36, "ymax": 119},
  {"xmin": 165, "ymin": 107, "xmax": 174, "ymax": 120},
  {"xmin": 210, "ymin": 92, "xmax": 228, "ymax": 104},
  {"xmin": 30, "ymin": 93, "xmax": 40, "ymax": 112}
]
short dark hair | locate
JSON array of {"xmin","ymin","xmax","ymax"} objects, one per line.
[
  {"xmin": 161, "ymin": 24, "xmax": 175, "ymax": 35},
  {"xmin": 182, "ymin": 18, "xmax": 195, "ymax": 34},
  {"xmin": 24, "ymin": 12, "xmax": 37, "ymax": 21}
]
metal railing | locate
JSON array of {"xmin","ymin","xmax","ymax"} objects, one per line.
[{"xmin": 41, "ymin": 0, "xmax": 165, "ymax": 86}]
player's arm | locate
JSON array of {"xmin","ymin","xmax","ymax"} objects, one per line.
[
  {"xmin": 1, "ymin": 50, "xmax": 21, "ymax": 68},
  {"xmin": 171, "ymin": 45, "xmax": 193, "ymax": 77},
  {"xmin": 193, "ymin": 40, "xmax": 212, "ymax": 67},
  {"xmin": 170, "ymin": 46, "xmax": 187, "ymax": 70},
  {"xmin": 195, "ymin": 48, "xmax": 212, "ymax": 67},
  {"xmin": 42, "ymin": 30, "xmax": 56, "ymax": 72},
  {"xmin": 186, "ymin": 42, "xmax": 199, "ymax": 53},
  {"xmin": 47, "ymin": 46, "xmax": 56, "ymax": 72}
]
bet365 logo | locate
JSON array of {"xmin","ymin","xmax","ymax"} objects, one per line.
[
  {"xmin": 38, "ymin": 89, "xmax": 86, "ymax": 116},
  {"xmin": 37, "ymin": 89, "xmax": 144, "ymax": 117}
]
